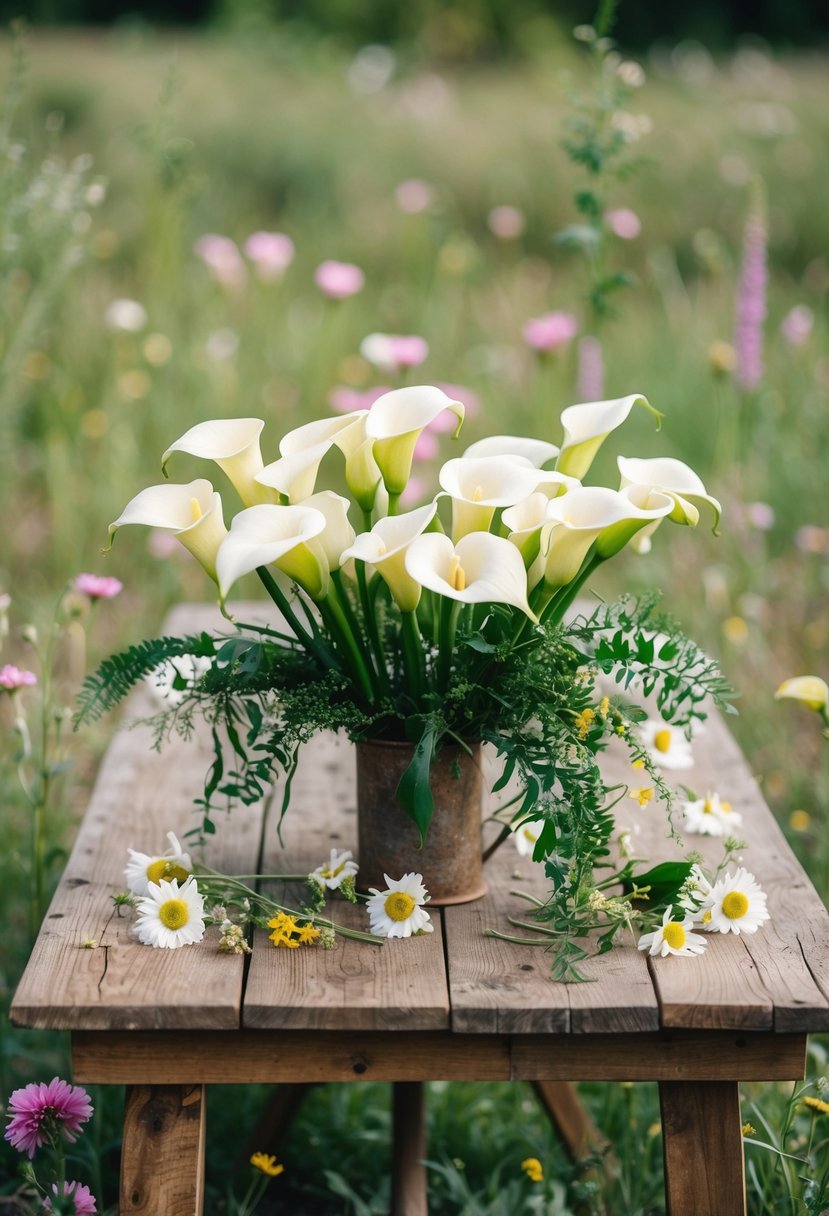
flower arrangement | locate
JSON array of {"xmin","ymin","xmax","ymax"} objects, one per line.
[{"xmin": 77, "ymin": 385, "xmax": 736, "ymax": 978}]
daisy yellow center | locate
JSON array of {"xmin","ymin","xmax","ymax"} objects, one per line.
[
  {"xmin": 722, "ymin": 891, "xmax": 749, "ymax": 920},
  {"xmin": 663, "ymin": 922, "xmax": 686, "ymax": 949},
  {"xmin": 146, "ymin": 859, "xmax": 190, "ymax": 885},
  {"xmin": 190, "ymin": 496, "xmax": 203, "ymax": 522},
  {"xmin": 384, "ymin": 892, "xmax": 416, "ymax": 922},
  {"xmin": 448, "ymin": 555, "xmax": 466, "ymax": 592},
  {"xmin": 159, "ymin": 898, "xmax": 190, "ymax": 930},
  {"xmin": 653, "ymin": 728, "xmax": 673, "ymax": 753},
  {"xmin": 703, "ymin": 797, "xmax": 714, "ymax": 814}
]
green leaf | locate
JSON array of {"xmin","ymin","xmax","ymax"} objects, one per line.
[
  {"xmin": 623, "ymin": 860, "xmax": 693, "ymax": 907},
  {"xmin": 397, "ymin": 718, "xmax": 440, "ymax": 845}
]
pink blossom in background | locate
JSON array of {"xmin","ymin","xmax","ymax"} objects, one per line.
[
  {"xmin": 0, "ymin": 664, "xmax": 37, "ymax": 691},
  {"xmin": 576, "ymin": 336, "xmax": 605, "ymax": 401},
  {"xmin": 329, "ymin": 385, "xmax": 391, "ymax": 413},
  {"xmin": 45, "ymin": 1181, "xmax": 97, "ymax": 1214},
  {"xmin": 315, "ymin": 260, "xmax": 365, "ymax": 300},
  {"xmin": 605, "ymin": 208, "xmax": 642, "ymax": 239},
  {"xmin": 74, "ymin": 573, "xmax": 123, "ymax": 600},
  {"xmin": 4, "ymin": 1078, "xmax": 93, "ymax": 1158},
  {"xmin": 360, "ymin": 333, "xmax": 429, "ymax": 374},
  {"xmin": 488, "ymin": 205, "xmax": 525, "ymax": 240},
  {"xmin": 244, "ymin": 231, "xmax": 295, "ymax": 281},
  {"xmin": 523, "ymin": 311, "xmax": 579, "ymax": 353},
  {"xmin": 780, "ymin": 304, "xmax": 814, "ymax": 347},
  {"xmin": 413, "ymin": 430, "xmax": 439, "ymax": 461},
  {"xmin": 148, "ymin": 530, "xmax": 183, "ymax": 559},
  {"xmin": 400, "ymin": 475, "xmax": 425, "ymax": 506},
  {"xmin": 733, "ymin": 197, "xmax": 768, "ymax": 391},
  {"xmin": 795, "ymin": 525, "xmax": 829, "ymax": 555},
  {"xmin": 745, "ymin": 502, "xmax": 776, "ymax": 531},
  {"xmin": 427, "ymin": 383, "xmax": 480, "ymax": 430},
  {"xmin": 395, "ymin": 179, "xmax": 433, "ymax": 214},
  {"xmin": 194, "ymin": 235, "xmax": 247, "ymax": 291}
]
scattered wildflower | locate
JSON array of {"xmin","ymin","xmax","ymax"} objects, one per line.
[
  {"xmin": 73, "ymin": 573, "xmax": 123, "ymax": 600},
  {"xmin": 775, "ymin": 676, "xmax": 828, "ymax": 714},
  {"xmin": 79, "ymin": 938, "xmax": 98, "ymax": 950},
  {"xmin": 104, "ymin": 298, "xmax": 147, "ymax": 333},
  {"xmin": 395, "ymin": 178, "xmax": 433, "ymax": 213},
  {"xmin": 780, "ymin": 304, "xmax": 813, "ymax": 347},
  {"xmin": 795, "ymin": 525, "xmax": 829, "ymax": 556},
  {"xmin": 329, "ymin": 385, "xmax": 389, "ymax": 414},
  {"xmin": 488, "ymin": 205, "xmax": 525, "ymax": 239},
  {"xmin": 681, "ymin": 792, "xmax": 742, "ymax": 837},
  {"xmin": 513, "ymin": 818, "xmax": 543, "ymax": 857},
  {"xmin": 244, "ymin": 231, "xmax": 295, "ymax": 280},
  {"xmin": 677, "ymin": 864, "xmax": 713, "ymax": 915},
  {"xmin": 296, "ymin": 923, "xmax": 321, "ymax": 945},
  {"xmin": 4, "ymin": 1077, "xmax": 93, "ymax": 1158},
  {"xmin": 366, "ymin": 873, "xmax": 434, "ymax": 938},
  {"xmin": 360, "ymin": 333, "xmax": 429, "ymax": 374},
  {"xmin": 218, "ymin": 923, "xmax": 251, "ymax": 955},
  {"xmin": 605, "ymin": 207, "xmax": 641, "ymax": 239},
  {"xmin": 522, "ymin": 311, "xmax": 579, "ymax": 353},
  {"xmin": 133, "ymin": 877, "xmax": 206, "ymax": 949},
  {"xmin": 628, "ymin": 786, "xmax": 654, "ymax": 808},
  {"xmin": 250, "ymin": 1152, "xmax": 285, "ymax": 1177},
  {"xmin": 599, "ymin": 696, "xmax": 611, "ymax": 717},
  {"xmin": 267, "ymin": 912, "xmax": 320, "ymax": 948},
  {"xmin": 803, "ymin": 1096, "xmax": 829, "ymax": 1115},
  {"xmin": 647, "ymin": 1122, "xmax": 661, "ymax": 1137},
  {"xmin": 112, "ymin": 891, "xmax": 138, "ymax": 913},
  {"xmin": 617, "ymin": 60, "xmax": 645, "ymax": 87},
  {"xmin": 125, "ymin": 831, "xmax": 193, "ymax": 896},
  {"xmin": 521, "ymin": 1157, "xmax": 543, "ymax": 1182},
  {"xmin": 44, "ymin": 1180, "xmax": 97, "ymax": 1214},
  {"xmin": 639, "ymin": 719, "xmax": 695, "ymax": 770},
  {"xmin": 318, "ymin": 926, "xmax": 337, "ymax": 949},
  {"xmin": 700, "ymin": 868, "xmax": 769, "ymax": 935},
  {"xmin": 574, "ymin": 707, "xmax": 597, "ymax": 738},
  {"xmin": 0, "ymin": 664, "xmax": 37, "ymax": 690},
  {"xmin": 789, "ymin": 809, "xmax": 811, "ymax": 833},
  {"xmin": 742, "ymin": 1122, "xmax": 757, "ymax": 1136},
  {"xmin": 314, "ymin": 260, "xmax": 364, "ymax": 300},
  {"xmin": 744, "ymin": 501, "xmax": 775, "ymax": 530},
  {"xmin": 733, "ymin": 183, "xmax": 767, "ymax": 391},
  {"xmin": 709, "ymin": 340, "xmax": 737, "ymax": 375},
  {"xmin": 143, "ymin": 333, "xmax": 173, "ymax": 365},
  {"xmin": 310, "ymin": 849, "xmax": 359, "ymax": 891},
  {"xmin": 205, "ymin": 328, "xmax": 239, "ymax": 361},
  {"xmin": 194, "ymin": 234, "xmax": 247, "ymax": 291},
  {"xmin": 576, "ymin": 335, "xmax": 604, "ymax": 400},
  {"xmin": 722, "ymin": 615, "xmax": 749, "ymax": 644},
  {"xmin": 637, "ymin": 906, "xmax": 707, "ymax": 958}
]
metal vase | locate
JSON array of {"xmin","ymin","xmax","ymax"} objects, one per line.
[{"xmin": 355, "ymin": 738, "xmax": 487, "ymax": 906}]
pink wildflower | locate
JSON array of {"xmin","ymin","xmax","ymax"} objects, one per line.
[
  {"xmin": 487, "ymin": 205, "xmax": 525, "ymax": 240},
  {"xmin": 434, "ymin": 383, "xmax": 479, "ymax": 420},
  {"xmin": 45, "ymin": 1181, "xmax": 97, "ymax": 1214},
  {"xmin": 400, "ymin": 475, "xmax": 425, "ymax": 506},
  {"xmin": 413, "ymin": 430, "xmax": 439, "ymax": 461},
  {"xmin": 780, "ymin": 304, "xmax": 813, "ymax": 347},
  {"xmin": 360, "ymin": 333, "xmax": 429, "ymax": 374},
  {"xmin": 395, "ymin": 179, "xmax": 433, "ymax": 214},
  {"xmin": 745, "ymin": 502, "xmax": 775, "ymax": 531},
  {"xmin": 194, "ymin": 234, "xmax": 247, "ymax": 291},
  {"xmin": 522, "ymin": 311, "xmax": 579, "ymax": 353},
  {"xmin": 314, "ymin": 260, "xmax": 365, "ymax": 300},
  {"xmin": 243, "ymin": 231, "xmax": 295, "ymax": 281},
  {"xmin": 4, "ymin": 1077, "xmax": 93, "ymax": 1158},
  {"xmin": 733, "ymin": 188, "xmax": 768, "ymax": 391},
  {"xmin": 576, "ymin": 336, "xmax": 605, "ymax": 401},
  {"xmin": 795, "ymin": 525, "xmax": 829, "ymax": 556},
  {"xmin": 74, "ymin": 573, "xmax": 123, "ymax": 600},
  {"xmin": 329, "ymin": 385, "xmax": 391, "ymax": 413},
  {"xmin": 605, "ymin": 208, "xmax": 641, "ymax": 239},
  {"xmin": 0, "ymin": 664, "xmax": 37, "ymax": 691}
]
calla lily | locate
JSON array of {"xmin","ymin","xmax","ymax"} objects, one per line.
[
  {"xmin": 774, "ymin": 676, "xmax": 829, "ymax": 714},
  {"xmin": 405, "ymin": 532, "xmax": 536, "ymax": 620},
  {"xmin": 365, "ymin": 386, "xmax": 464, "ymax": 497},
  {"xmin": 257, "ymin": 414, "xmax": 369, "ymax": 503},
  {"xmin": 617, "ymin": 455, "xmax": 722, "ymax": 553},
  {"xmin": 301, "ymin": 491, "xmax": 356, "ymax": 569},
  {"xmin": 595, "ymin": 485, "xmax": 675, "ymax": 558},
  {"xmin": 438, "ymin": 456, "xmax": 542, "ymax": 540},
  {"xmin": 463, "ymin": 435, "xmax": 560, "ymax": 466},
  {"xmin": 279, "ymin": 413, "xmax": 368, "ymax": 459},
  {"xmin": 215, "ymin": 504, "xmax": 329, "ymax": 602},
  {"xmin": 502, "ymin": 492, "xmax": 560, "ymax": 565},
  {"xmin": 161, "ymin": 418, "xmax": 275, "ymax": 508},
  {"xmin": 556, "ymin": 394, "xmax": 662, "ymax": 479},
  {"xmin": 109, "ymin": 479, "xmax": 227, "ymax": 581},
  {"xmin": 342, "ymin": 503, "xmax": 438, "ymax": 612}
]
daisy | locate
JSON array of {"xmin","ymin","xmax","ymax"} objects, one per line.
[
  {"xmin": 309, "ymin": 849, "xmax": 359, "ymax": 890},
  {"xmin": 512, "ymin": 818, "xmax": 543, "ymax": 857},
  {"xmin": 637, "ymin": 905, "xmax": 707, "ymax": 958},
  {"xmin": 677, "ymin": 863, "xmax": 713, "ymax": 915},
  {"xmin": 700, "ymin": 868, "xmax": 770, "ymax": 935},
  {"xmin": 681, "ymin": 792, "xmax": 742, "ymax": 837},
  {"xmin": 366, "ymin": 873, "xmax": 434, "ymax": 939},
  {"xmin": 125, "ymin": 831, "xmax": 193, "ymax": 896},
  {"xmin": 133, "ymin": 877, "xmax": 206, "ymax": 949},
  {"xmin": 4, "ymin": 1077, "xmax": 93, "ymax": 1159},
  {"xmin": 639, "ymin": 718, "xmax": 695, "ymax": 770}
]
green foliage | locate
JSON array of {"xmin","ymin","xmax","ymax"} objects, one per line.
[{"xmin": 73, "ymin": 633, "xmax": 219, "ymax": 725}]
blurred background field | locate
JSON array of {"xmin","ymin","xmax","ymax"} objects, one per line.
[{"xmin": 1, "ymin": 7, "xmax": 828, "ymax": 1212}]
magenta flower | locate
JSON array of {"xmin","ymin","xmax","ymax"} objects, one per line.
[
  {"xmin": 4, "ymin": 1077, "xmax": 93, "ymax": 1158},
  {"xmin": 194, "ymin": 234, "xmax": 247, "ymax": 291},
  {"xmin": 413, "ymin": 430, "xmax": 439, "ymax": 461},
  {"xmin": 328, "ymin": 385, "xmax": 391, "ymax": 413},
  {"xmin": 522, "ymin": 311, "xmax": 579, "ymax": 353},
  {"xmin": 605, "ymin": 208, "xmax": 641, "ymax": 239},
  {"xmin": 360, "ymin": 333, "xmax": 429, "ymax": 374},
  {"xmin": 243, "ymin": 231, "xmax": 295, "ymax": 281},
  {"xmin": 780, "ymin": 304, "xmax": 813, "ymax": 347},
  {"xmin": 74, "ymin": 573, "xmax": 123, "ymax": 600},
  {"xmin": 733, "ymin": 193, "xmax": 768, "ymax": 391},
  {"xmin": 45, "ymin": 1181, "xmax": 97, "ymax": 1214},
  {"xmin": 576, "ymin": 336, "xmax": 605, "ymax": 402},
  {"xmin": 487, "ymin": 205, "xmax": 525, "ymax": 240},
  {"xmin": 0, "ymin": 664, "xmax": 37, "ymax": 691},
  {"xmin": 395, "ymin": 179, "xmax": 433, "ymax": 214},
  {"xmin": 314, "ymin": 260, "xmax": 365, "ymax": 300}
]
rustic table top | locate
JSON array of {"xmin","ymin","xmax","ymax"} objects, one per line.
[{"xmin": 11, "ymin": 602, "xmax": 829, "ymax": 1041}]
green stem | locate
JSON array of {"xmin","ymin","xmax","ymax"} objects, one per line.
[
  {"xmin": 319, "ymin": 586, "xmax": 376, "ymax": 705},
  {"xmin": 541, "ymin": 552, "xmax": 604, "ymax": 629},
  {"xmin": 353, "ymin": 564, "xmax": 391, "ymax": 700},
  {"xmin": 255, "ymin": 567, "xmax": 317, "ymax": 651},
  {"xmin": 437, "ymin": 596, "xmax": 461, "ymax": 690},
  {"xmin": 400, "ymin": 610, "xmax": 425, "ymax": 705}
]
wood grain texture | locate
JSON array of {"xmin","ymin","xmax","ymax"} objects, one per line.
[
  {"xmin": 391, "ymin": 1083, "xmax": 428, "ymax": 1216},
  {"xmin": 530, "ymin": 1082, "xmax": 603, "ymax": 1158},
  {"xmin": 120, "ymin": 1085, "xmax": 206, "ymax": 1216},
  {"xmin": 660, "ymin": 1081, "xmax": 745, "ymax": 1216}
]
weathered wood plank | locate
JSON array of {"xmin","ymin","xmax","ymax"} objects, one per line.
[
  {"xmin": 391, "ymin": 1083, "xmax": 428, "ymax": 1216},
  {"xmin": 121, "ymin": 1085, "xmax": 206, "ymax": 1216},
  {"xmin": 660, "ymin": 1081, "xmax": 745, "ymax": 1216}
]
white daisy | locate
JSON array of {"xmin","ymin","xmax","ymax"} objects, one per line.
[
  {"xmin": 637, "ymin": 905, "xmax": 707, "ymax": 958},
  {"xmin": 134, "ymin": 877, "xmax": 206, "ymax": 949},
  {"xmin": 639, "ymin": 718, "xmax": 695, "ymax": 770},
  {"xmin": 512, "ymin": 818, "xmax": 543, "ymax": 858},
  {"xmin": 700, "ymin": 867, "xmax": 770, "ymax": 935},
  {"xmin": 310, "ymin": 849, "xmax": 359, "ymax": 890},
  {"xmin": 366, "ymin": 872, "xmax": 434, "ymax": 939},
  {"xmin": 125, "ymin": 831, "xmax": 193, "ymax": 896},
  {"xmin": 681, "ymin": 791, "xmax": 742, "ymax": 837},
  {"xmin": 677, "ymin": 863, "xmax": 713, "ymax": 915},
  {"xmin": 146, "ymin": 655, "xmax": 213, "ymax": 707}
]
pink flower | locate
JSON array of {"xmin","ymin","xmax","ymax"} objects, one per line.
[
  {"xmin": 0, "ymin": 664, "xmax": 37, "ymax": 691},
  {"xmin": 780, "ymin": 304, "xmax": 813, "ymax": 347},
  {"xmin": 194, "ymin": 234, "xmax": 247, "ymax": 291},
  {"xmin": 487, "ymin": 205, "xmax": 525, "ymax": 240},
  {"xmin": 733, "ymin": 194, "xmax": 767, "ymax": 391},
  {"xmin": 576, "ymin": 336, "xmax": 605, "ymax": 401},
  {"xmin": 328, "ymin": 385, "xmax": 391, "ymax": 413},
  {"xmin": 314, "ymin": 260, "xmax": 364, "ymax": 300},
  {"xmin": 795, "ymin": 525, "xmax": 829, "ymax": 555},
  {"xmin": 413, "ymin": 430, "xmax": 439, "ymax": 461},
  {"xmin": 395, "ymin": 179, "xmax": 433, "ymax": 214},
  {"xmin": 605, "ymin": 208, "xmax": 641, "ymax": 239},
  {"xmin": 745, "ymin": 501, "xmax": 775, "ymax": 531},
  {"xmin": 4, "ymin": 1077, "xmax": 93, "ymax": 1158},
  {"xmin": 243, "ymin": 231, "xmax": 295, "ymax": 281},
  {"xmin": 522, "ymin": 311, "xmax": 579, "ymax": 353},
  {"xmin": 400, "ymin": 475, "xmax": 425, "ymax": 506},
  {"xmin": 45, "ymin": 1181, "xmax": 97, "ymax": 1214},
  {"xmin": 74, "ymin": 573, "xmax": 123, "ymax": 600},
  {"xmin": 434, "ymin": 382, "xmax": 480, "ymax": 420},
  {"xmin": 360, "ymin": 333, "xmax": 429, "ymax": 374}
]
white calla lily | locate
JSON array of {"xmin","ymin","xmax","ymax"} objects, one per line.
[
  {"xmin": 617, "ymin": 455, "xmax": 722, "ymax": 553},
  {"xmin": 463, "ymin": 435, "xmax": 560, "ymax": 466},
  {"xmin": 109, "ymin": 479, "xmax": 227, "ymax": 581},
  {"xmin": 279, "ymin": 413, "xmax": 368, "ymax": 458},
  {"xmin": 556, "ymin": 393, "xmax": 662, "ymax": 479},
  {"xmin": 405, "ymin": 531, "xmax": 536, "ymax": 620},
  {"xmin": 161, "ymin": 418, "xmax": 275, "ymax": 507},
  {"xmin": 502, "ymin": 492, "xmax": 557, "ymax": 565},
  {"xmin": 256, "ymin": 442, "xmax": 332, "ymax": 503},
  {"xmin": 216, "ymin": 504, "xmax": 329, "ymax": 602},
  {"xmin": 365, "ymin": 385, "xmax": 465, "ymax": 497},
  {"xmin": 438, "ymin": 455, "xmax": 544, "ymax": 540},
  {"xmin": 301, "ymin": 491, "xmax": 356, "ymax": 569},
  {"xmin": 342, "ymin": 502, "xmax": 438, "ymax": 612}
]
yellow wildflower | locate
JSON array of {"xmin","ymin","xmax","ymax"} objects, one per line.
[
  {"xmin": 521, "ymin": 1157, "xmax": 543, "ymax": 1183},
  {"xmin": 574, "ymin": 707, "xmax": 597, "ymax": 738},
  {"xmin": 599, "ymin": 696, "xmax": 610, "ymax": 717},
  {"xmin": 297, "ymin": 923, "xmax": 321, "ymax": 945},
  {"xmin": 628, "ymin": 786, "xmax": 654, "ymax": 808},
  {"xmin": 804, "ymin": 1095, "xmax": 829, "ymax": 1115},
  {"xmin": 742, "ymin": 1122, "xmax": 756, "ymax": 1136},
  {"xmin": 250, "ymin": 1152, "xmax": 285, "ymax": 1177}
]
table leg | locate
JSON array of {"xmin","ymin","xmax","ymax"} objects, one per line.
[
  {"xmin": 391, "ymin": 1081, "xmax": 428, "ymax": 1216},
  {"xmin": 530, "ymin": 1081, "xmax": 604, "ymax": 1159},
  {"xmin": 120, "ymin": 1084, "xmax": 206, "ymax": 1215},
  {"xmin": 659, "ymin": 1080, "xmax": 746, "ymax": 1216}
]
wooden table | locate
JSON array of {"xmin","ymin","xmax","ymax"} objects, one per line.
[{"xmin": 11, "ymin": 605, "xmax": 829, "ymax": 1215}]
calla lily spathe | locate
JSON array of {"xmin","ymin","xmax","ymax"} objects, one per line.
[
  {"xmin": 161, "ymin": 418, "xmax": 275, "ymax": 508},
  {"xmin": 215, "ymin": 504, "xmax": 329, "ymax": 602},
  {"xmin": 365, "ymin": 386, "xmax": 465, "ymax": 496},
  {"xmin": 257, "ymin": 414, "xmax": 368, "ymax": 503},
  {"xmin": 556, "ymin": 394, "xmax": 662, "ymax": 479},
  {"xmin": 405, "ymin": 532, "xmax": 537, "ymax": 620},
  {"xmin": 109, "ymin": 479, "xmax": 227, "ymax": 581},
  {"xmin": 300, "ymin": 491, "xmax": 356, "ymax": 569},
  {"xmin": 463, "ymin": 435, "xmax": 560, "ymax": 466},
  {"xmin": 438, "ymin": 455, "xmax": 543, "ymax": 540},
  {"xmin": 774, "ymin": 675, "xmax": 829, "ymax": 713},
  {"xmin": 342, "ymin": 502, "xmax": 438, "ymax": 612},
  {"xmin": 617, "ymin": 455, "xmax": 722, "ymax": 554}
]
